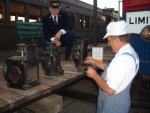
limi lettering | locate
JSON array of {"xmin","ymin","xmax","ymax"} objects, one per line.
[{"xmin": 129, "ymin": 16, "xmax": 150, "ymax": 24}]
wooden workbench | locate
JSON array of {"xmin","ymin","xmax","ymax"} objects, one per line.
[{"xmin": 0, "ymin": 61, "xmax": 85, "ymax": 113}]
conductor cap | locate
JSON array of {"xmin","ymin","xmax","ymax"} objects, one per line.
[{"xmin": 49, "ymin": 1, "xmax": 61, "ymax": 8}]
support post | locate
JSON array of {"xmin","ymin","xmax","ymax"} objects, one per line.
[{"xmin": 93, "ymin": 0, "xmax": 97, "ymax": 46}]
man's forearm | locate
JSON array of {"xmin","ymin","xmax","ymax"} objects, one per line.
[
  {"xmin": 93, "ymin": 74, "xmax": 115, "ymax": 96},
  {"xmin": 94, "ymin": 61, "xmax": 106, "ymax": 70}
]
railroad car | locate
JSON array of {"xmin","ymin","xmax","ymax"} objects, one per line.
[{"xmin": 0, "ymin": 0, "xmax": 117, "ymax": 49}]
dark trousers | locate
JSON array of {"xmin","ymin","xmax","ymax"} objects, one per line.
[{"xmin": 43, "ymin": 31, "xmax": 74, "ymax": 60}]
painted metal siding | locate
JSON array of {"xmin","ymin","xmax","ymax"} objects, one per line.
[
  {"xmin": 123, "ymin": 0, "xmax": 150, "ymax": 76},
  {"xmin": 130, "ymin": 34, "xmax": 150, "ymax": 75}
]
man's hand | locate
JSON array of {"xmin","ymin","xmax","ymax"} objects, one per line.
[
  {"xmin": 55, "ymin": 31, "xmax": 63, "ymax": 40},
  {"xmin": 53, "ymin": 39, "xmax": 61, "ymax": 47},
  {"xmin": 86, "ymin": 67, "xmax": 98, "ymax": 79},
  {"xmin": 85, "ymin": 56, "xmax": 96, "ymax": 65},
  {"xmin": 85, "ymin": 56, "xmax": 106, "ymax": 70}
]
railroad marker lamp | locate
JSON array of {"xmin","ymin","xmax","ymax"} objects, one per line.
[
  {"xmin": 41, "ymin": 42, "xmax": 64, "ymax": 75},
  {"xmin": 3, "ymin": 44, "xmax": 39, "ymax": 89},
  {"xmin": 72, "ymin": 39, "xmax": 88, "ymax": 67}
]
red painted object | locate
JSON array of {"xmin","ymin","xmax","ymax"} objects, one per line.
[{"xmin": 123, "ymin": 0, "xmax": 150, "ymax": 12}]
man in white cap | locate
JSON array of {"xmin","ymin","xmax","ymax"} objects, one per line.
[{"xmin": 85, "ymin": 20, "xmax": 139, "ymax": 113}]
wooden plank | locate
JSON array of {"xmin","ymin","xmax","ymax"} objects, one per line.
[
  {"xmin": 0, "ymin": 86, "xmax": 26, "ymax": 109},
  {"xmin": 61, "ymin": 61, "xmax": 80, "ymax": 72},
  {"xmin": 40, "ymin": 78, "xmax": 61, "ymax": 86},
  {"xmin": 0, "ymin": 82, "xmax": 38, "ymax": 97},
  {"xmin": 62, "ymin": 74, "xmax": 85, "ymax": 85},
  {"xmin": 61, "ymin": 61, "xmax": 76, "ymax": 68},
  {"xmin": 0, "ymin": 80, "xmax": 54, "ymax": 109},
  {"xmin": 64, "ymin": 70, "xmax": 81, "ymax": 75},
  {"xmin": 40, "ymin": 75, "xmax": 67, "ymax": 82},
  {"xmin": 26, "ymin": 84, "xmax": 53, "ymax": 98},
  {"xmin": 0, "ymin": 100, "xmax": 9, "ymax": 113},
  {"xmin": 61, "ymin": 63, "xmax": 76, "ymax": 68},
  {"xmin": 39, "ymin": 61, "xmax": 80, "ymax": 75},
  {"xmin": 39, "ymin": 64, "xmax": 83, "ymax": 77},
  {"xmin": 62, "ymin": 73, "xmax": 81, "ymax": 79},
  {"xmin": 0, "ymin": 60, "xmax": 85, "ymax": 112},
  {"xmin": 39, "ymin": 78, "xmax": 64, "ymax": 91},
  {"xmin": 62, "ymin": 64, "xmax": 78, "ymax": 71},
  {"xmin": 40, "ymin": 74, "xmax": 85, "ymax": 92},
  {"xmin": 62, "ymin": 67, "xmax": 78, "ymax": 72}
]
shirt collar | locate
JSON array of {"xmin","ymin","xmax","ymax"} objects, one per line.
[
  {"xmin": 51, "ymin": 14, "xmax": 58, "ymax": 18},
  {"xmin": 115, "ymin": 43, "xmax": 131, "ymax": 57}
]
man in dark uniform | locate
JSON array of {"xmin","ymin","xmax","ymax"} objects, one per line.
[{"xmin": 42, "ymin": 1, "xmax": 74, "ymax": 60}]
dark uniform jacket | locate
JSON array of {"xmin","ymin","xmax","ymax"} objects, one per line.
[{"xmin": 42, "ymin": 11, "xmax": 72, "ymax": 41}]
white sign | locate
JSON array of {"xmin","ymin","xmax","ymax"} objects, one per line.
[
  {"xmin": 126, "ymin": 11, "xmax": 150, "ymax": 33},
  {"xmin": 92, "ymin": 47, "xmax": 103, "ymax": 62}
]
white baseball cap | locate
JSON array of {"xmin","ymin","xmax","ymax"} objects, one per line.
[{"xmin": 103, "ymin": 20, "xmax": 128, "ymax": 39}]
